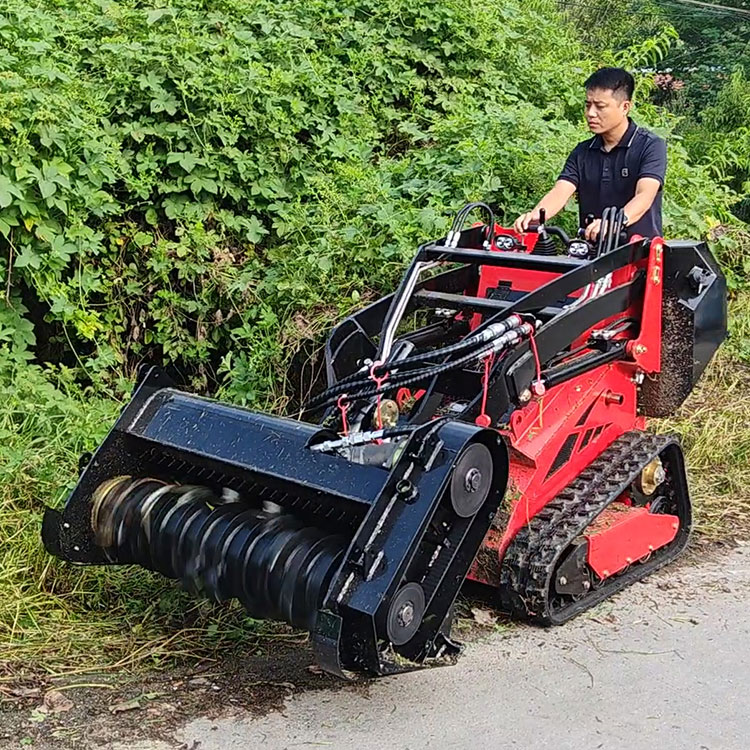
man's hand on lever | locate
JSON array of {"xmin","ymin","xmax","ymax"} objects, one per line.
[
  {"xmin": 584, "ymin": 218, "xmax": 602, "ymax": 242},
  {"xmin": 513, "ymin": 211, "xmax": 540, "ymax": 234},
  {"xmin": 513, "ymin": 180, "xmax": 577, "ymax": 236}
]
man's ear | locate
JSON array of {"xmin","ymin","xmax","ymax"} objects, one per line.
[{"xmin": 623, "ymin": 99, "xmax": 632, "ymax": 116}]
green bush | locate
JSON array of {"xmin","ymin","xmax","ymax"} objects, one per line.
[{"xmin": 0, "ymin": 0, "xmax": 744, "ymax": 410}]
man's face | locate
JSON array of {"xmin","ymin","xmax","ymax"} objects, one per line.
[{"xmin": 585, "ymin": 87, "xmax": 631, "ymax": 134}]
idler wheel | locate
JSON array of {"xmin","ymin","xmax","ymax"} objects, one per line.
[
  {"xmin": 386, "ymin": 582, "xmax": 425, "ymax": 646},
  {"xmin": 449, "ymin": 443, "xmax": 493, "ymax": 518}
]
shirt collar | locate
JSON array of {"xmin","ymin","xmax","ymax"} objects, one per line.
[{"xmin": 589, "ymin": 118, "xmax": 639, "ymax": 151}]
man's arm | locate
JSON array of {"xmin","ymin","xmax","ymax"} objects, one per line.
[
  {"xmin": 513, "ymin": 179, "xmax": 577, "ymax": 233},
  {"xmin": 583, "ymin": 178, "xmax": 662, "ymax": 241},
  {"xmin": 621, "ymin": 136, "xmax": 667, "ymax": 230},
  {"xmin": 622, "ymin": 177, "xmax": 662, "ymax": 227}
]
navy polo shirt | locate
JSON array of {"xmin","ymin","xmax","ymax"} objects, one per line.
[{"xmin": 558, "ymin": 119, "xmax": 667, "ymax": 239}]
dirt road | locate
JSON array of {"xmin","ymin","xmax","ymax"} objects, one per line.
[
  {"xmin": 7, "ymin": 544, "xmax": 749, "ymax": 750},
  {"xmin": 167, "ymin": 544, "xmax": 749, "ymax": 750}
]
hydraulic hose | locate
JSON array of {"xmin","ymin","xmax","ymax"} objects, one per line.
[
  {"xmin": 384, "ymin": 315, "xmax": 523, "ymax": 372},
  {"xmin": 308, "ymin": 323, "xmax": 533, "ymax": 412},
  {"xmin": 307, "ymin": 317, "xmax": 522, "ymax": 411},
  {"xmin": 446, "ymin": 202, "xmax": 496, "ymax": 248}
]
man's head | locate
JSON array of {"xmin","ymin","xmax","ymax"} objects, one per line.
[{"xmin": 584, "ymin": 67, "xmax": 634, "ymax": 135}]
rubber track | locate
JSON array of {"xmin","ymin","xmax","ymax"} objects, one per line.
[{"xmin": 498, "ymin": 430, "xmax": 689, "ymax": 625}]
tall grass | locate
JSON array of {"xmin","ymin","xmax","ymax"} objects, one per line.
[{"xmin": 0, "ymin": 363, "xmax": 283, "ymax": 679}]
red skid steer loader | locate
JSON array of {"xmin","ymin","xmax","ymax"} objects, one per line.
[{"xmin": 43, "ymin": 203, "xmax": 727, "ymax": 677}]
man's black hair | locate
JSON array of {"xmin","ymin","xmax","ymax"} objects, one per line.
[{"xmin": 584, "ymin": 67, "xmax": 635, "ymax": 101}]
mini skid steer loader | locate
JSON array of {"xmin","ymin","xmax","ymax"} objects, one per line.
[{"xmin": 43, "ymin": 203, "xmax": 727, "ymax": 677}]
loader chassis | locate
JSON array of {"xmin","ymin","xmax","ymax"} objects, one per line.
[{"xmin": 43, "ymin": 209, "xmax": 727, "ymax": 678}]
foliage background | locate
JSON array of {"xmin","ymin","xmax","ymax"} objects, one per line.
[
  {"xmin": 0, "ymin": 0, "xmax": 748, "ymax": 675},
  {"xmin": 561, "ymin": 0, "xmax": 750, "ymax": 222}
]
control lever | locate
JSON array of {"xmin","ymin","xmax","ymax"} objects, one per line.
[
  {"xmin": 524, "ymin": 210, "xmax": 578, "ymax": 255},
  {"xmin": 531, "ymin": 208, "xmax": 557, "ymax": 256},
  {"xmin": 526, "ymin": 207, "xmax": 546, "ymax": 234},
  {"xmin": 580, "ymin": 214, "xmax": 595, "ymax": 236}
]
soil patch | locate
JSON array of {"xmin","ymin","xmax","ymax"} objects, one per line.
[{"xmin": 0, "ymin": 643, "xmax": 366, "ymax": 750}]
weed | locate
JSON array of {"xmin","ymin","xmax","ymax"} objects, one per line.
[{"xmin": 0, "ymin": 361, "xmax": 286, "ymax": 679}]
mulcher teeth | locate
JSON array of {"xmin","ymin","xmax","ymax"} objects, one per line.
[{"xmin": 91, "ymin": 476, "xmax": 346, "ymax": 631}]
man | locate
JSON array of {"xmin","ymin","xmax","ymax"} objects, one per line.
[{"xmin": 514, "ymin": 67, "xmax": 667, "ymax": 242}]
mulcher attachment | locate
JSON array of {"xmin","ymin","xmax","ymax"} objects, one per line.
[{"xmin": 43, "ymin": 367, "xmax": 508, "ymax": 678}]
